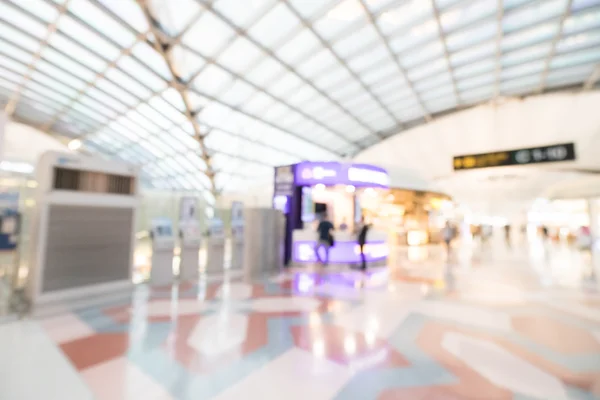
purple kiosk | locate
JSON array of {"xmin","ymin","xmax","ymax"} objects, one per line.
[{"xmin": 273, "ymin": 161, "xmax": 390, "ymax": 267}]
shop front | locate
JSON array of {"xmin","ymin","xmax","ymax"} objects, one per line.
[{"xmin": 273, "ymin": 162, "xmax": 390, "ymax": 266}]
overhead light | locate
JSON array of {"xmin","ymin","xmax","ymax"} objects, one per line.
[
  {"xmin": 0, "ymin": 161, "xmax": 34, "ymax": 174},
  {"xmin": 68, "ymin": 139, "xmax": 82, "ymax": 151}
]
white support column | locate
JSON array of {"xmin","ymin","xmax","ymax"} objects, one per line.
[
  {"xmin": 0, "ymin": 110, "xmax": 6, "ymax": 163},
  {"xmin": 587, "ymin": 198, "xmax": 600, "ymax": 282},
  {"xmin": 588, "ymin": 198, "xmax": 600, "ymax": 248}
]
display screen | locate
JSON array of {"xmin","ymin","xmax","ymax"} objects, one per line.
[
  {"xmin": 301, "ymin": 187, "xmax": 314, "ymax": 222},
  {"xmin": 453, "ymin": 143, "xmax": 576, "ymax": 171},
  {"xmin": 314, "ymin": 202, "xmax": 327, "ymax": 214},
  {"xmin": 155, "ymin": 225, "xmax": 172, "ymax": 237}
]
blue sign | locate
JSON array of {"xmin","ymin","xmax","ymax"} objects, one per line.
[{"xmin": 0, "ymin": 190, "xmax": 19, "ymax": 212}]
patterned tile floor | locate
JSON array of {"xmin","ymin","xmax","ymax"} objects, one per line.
[{"xmin": 1, "ymin": 240, "xmax": 600, "ymax": 399}]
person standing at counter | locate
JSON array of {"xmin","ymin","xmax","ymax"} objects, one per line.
[
  {"xmin": 315, "ymin": 214, "xmax": 334, "ymax": 266},
  {"xmin": 356, "ymin": 216, "xmax": 371, "ymax": 271}
]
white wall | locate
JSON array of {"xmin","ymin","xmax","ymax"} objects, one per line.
[
  {"xmin": 3, "ymin": 121, "xmax": 69, "ymax": 164},
  {"xmin": 382, "ymin": 164, "xmax": 444, "ymax": 193},
  {"xmin": 354, "ymin": 92, "xmax": 600, "ymax": 215},
  {"xmin": 217, "ymin": 182, "xmax": 274, "ymax": 208}
]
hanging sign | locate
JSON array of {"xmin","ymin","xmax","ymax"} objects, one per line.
[{"xmin": 453, "ymin": 143, "xmax": 576, "ymax": 171}]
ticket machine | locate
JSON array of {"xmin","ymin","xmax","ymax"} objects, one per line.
[
  {"xmin": 150, "ymin": 217, "xmax": 175, "ymax": 285},
  {"xmin": 179, "ymin": 221, "xmax": 201, "ymax": 281},
  {"xmin": 205, "ymin": 217, "xmax": 225, "ymax": 274},
  {"xmin": 230, "ymin": 202, "xmax": 244, "ymax": 269},
  {"xmin": 178, "ymin": 197, "xmax": 201, "ymax": 281}
]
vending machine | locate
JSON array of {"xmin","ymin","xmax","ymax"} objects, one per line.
[
  {"xmin": 150, "ymin": 217, "xmax": 175, "ymax": 285},
  {"xmin": 28, "ymin": 151, "xmax": 139, "ymax": 315},
  {"xmin": 178, "ymin": 197, "xmax": 201, "ymax": 281},
  {"xmin": 205, "ymin": 217, "xmax": 225, "ymax": 274},
  {"xmin": 230, "ymin": 202, "xmax": 244, "ymax": 269}
]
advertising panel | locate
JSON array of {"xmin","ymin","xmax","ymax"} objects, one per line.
[
  {"xmin": 231, "ymin": 201, "xmax": 244, "ymax": 239},
  {"xmin": 274, "ymin": 165, "xmax": 295, "ymax": 196},
  {"xmin": 231, "ymin": 201, "xmax": 243, "ymax": 226},
  {"xmin": 294, "ymin": 162, "xmax": 389, "ymax": 188},
  {"xmin": 179, "ymin": 196, "xmax": 198, "ymax": 223}
]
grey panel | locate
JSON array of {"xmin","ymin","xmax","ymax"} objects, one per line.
[
  {"xmin": 42, "ymin": 205, "xmax": 133, "ymax": 293},
  {"xmin": 53, "ymin": 167, "xmax": 135, "ymax": 194},
  {"xmin": 243, "ymin": 208, "xmax": 284, "ymax": 277}
]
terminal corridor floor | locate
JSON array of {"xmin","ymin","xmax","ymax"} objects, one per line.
[{"xmin": 1, "ymin": 242, "xmax": 600, "ymax": 399}]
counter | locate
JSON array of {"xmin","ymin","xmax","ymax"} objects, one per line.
[{"xmin": 291, "ymin": 229, "xmax": 389, "ymax": 265}]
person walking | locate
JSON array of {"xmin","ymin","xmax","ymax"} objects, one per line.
[
  {"xmin": 315, "ymin": 214, "xmax": 334, "ymax": 266},
  {"xmin": 356, "ymin": 216, "xmax": 371, "ymax": 271},
  {"xmin": 504, "ymin": 224, "xmax": 511, "ymax": 247},
  {"xmin": 442, "ymin": 221, "xmax": 456, "ymax": 255}
]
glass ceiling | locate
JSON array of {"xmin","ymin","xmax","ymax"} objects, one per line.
[{"xmin": 0, "ymin": 0, "xmax": 599, "ymax": 195}]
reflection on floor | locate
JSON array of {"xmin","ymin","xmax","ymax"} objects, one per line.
[{"xmin": 1, "ymin": 240, "xmax": 600, "ymax": 400}]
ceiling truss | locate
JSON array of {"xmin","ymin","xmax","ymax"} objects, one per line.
[{"xmin": 0, "ymin": 0, "xmax": 598, "ymax": 194}]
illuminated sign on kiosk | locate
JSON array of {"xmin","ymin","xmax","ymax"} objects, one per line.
[
  {"xmin": 453, "ymin": 143, "xmax": 576, "ymax": 171},
  {"xmin": 272, "ymin": 161, "xmax": 389, "ymax": 266},
  {"xmin": 295, "ymin": 162, "xmax": 389, "ymax": 188}
]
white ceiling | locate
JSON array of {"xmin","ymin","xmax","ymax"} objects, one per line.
[
  {"xmin": 355, "ymin": 91, "xmax": 600, "ymax": 215},
  {"xmin": 0, "ymin": 0, "xmax": 599, "ymax": 195}
]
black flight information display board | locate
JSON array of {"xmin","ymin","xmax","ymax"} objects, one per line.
[{"xmin": 453, "ymin": 143, "xmax": 576, "ymax": 171}]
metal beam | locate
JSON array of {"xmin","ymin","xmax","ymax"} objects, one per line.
[
  {"xmin": 0, "ymin": 54, "xmax": 113, "ymax": 128},
  {"xmin": 52, "ymin": 7, "xmax": 339, "ymax": 161},
  {"xmin": 0, "ymin": 39, "xmax": 306, "ymax": 164},
  {"xmin": 110, "ymin": 113, "xmax": 302, "ymax": 163},
  {"xmin": 538, "ymin": 0, "xmax": 574, "ymax": 93},
  {"xmin": 493, "ymin": 0, "xmax": 504, "ymax": 99},
  {"xmin": 136, "ymin": 0, "xmax": 217, "ymax": 195},
  {"xmin": 200, "ymin": 1, "xmax": 381, "ymax": 145},
  {"xmin": 281, "ymin": 0, "xmax": 399, "ymax": 135},
  {"xmin": 181, "ymin": 44, "xmax": 360, "ymax": 152},
  {"xmin": 583, "ymin": 64, "xmax": 600, "ymax": 90},
  {"xmin": 144, "ymin": 145, "xmax": 280, "ymax": 169},
  {"xmin": 357, "ymin": 0, "xmax": 433, "ymax": 123},
  {"xmin": 40, "ymin": 33, "xmax": 147, "ymax": 132},
  {"xmin": 3, "ymin": 0, "xmax": 70, "ymax": 116},
  {"xmin": 429, "ymin": 0, "xmax": 461, "ymax": 106}
]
